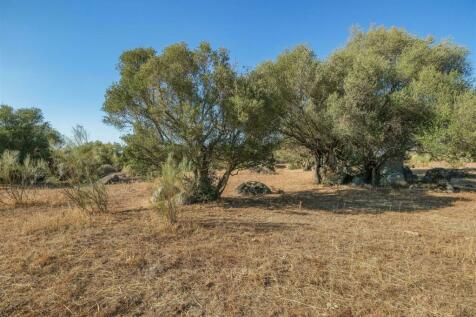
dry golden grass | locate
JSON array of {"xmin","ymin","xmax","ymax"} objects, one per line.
[{"xmin": 1, "ymin": 167, "xmax": 475, "ymax": 316}]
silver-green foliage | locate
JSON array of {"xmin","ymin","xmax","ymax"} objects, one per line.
[
  {"xmin": 151, "ymin": 155, "xmax": 191, "ymax": 224},
  {"xmin": 60, "ymin": 126, "xmax": 110, "ymax": 214},
  {"xmin": 103, "ymin": 42, "xmax": 280, "ymax": 201},
  {"xmin": 259, "ymin": 26, "xmax": 474, "ymax": 185},
  {"xmin": 0, "ymin": 150, "xmax": 48, "ymax": 206},
  {"xmin": 62, "ymin": 180, "xmax": 109, "ymax": 214}
]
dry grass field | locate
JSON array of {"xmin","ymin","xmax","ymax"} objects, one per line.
[{"xmin": 1, "ymin": 167, "xmax": 475, "ymax": 316}]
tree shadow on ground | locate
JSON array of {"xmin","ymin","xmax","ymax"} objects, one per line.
[
  {"xmin": 412, "ymin": 168, "xmax": 476, "ymax": 179},
  {"xmin": 222, "ymin": 187, "xmax": 468, "ymax": 214}
]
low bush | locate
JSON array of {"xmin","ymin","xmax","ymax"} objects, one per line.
[
  {"xmin": 151, "ymin": 155, "xmax": 191, "ymax": 224},
  {"xmin": 62, "ymin": 181, "xmax": 109, "ymax": 214},
  {"xmin": 0, "ymin": 151, "xmax": 48, "ymax": 207}
]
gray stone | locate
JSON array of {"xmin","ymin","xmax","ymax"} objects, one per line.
[
  {"xmin": 100, "ymin": 172, "xmax": 131, "ymax": 185},
  {"xmin": 445, "ymin": 183, "xmax": 456, "ymax": 193},
  {"xmin": 378, "ymin": 158, "xmax": 416, "ymax": 187},
  {"xmin": 378, "ymin": 158, "xmax": 404, "ymax": 176},
  {"xmin": 250, "ymin": 166, "xmax": 276, "ymax": 174},
  {"xmin": 235, "ymin": 181, "xmax": 271, "ymax": 196},
  {"xmin": 422, "ymin": 168, "xmax": 466, "ymax": 184},
  {"xmin": 450, "ymin": 178, "xmax": 476, "ymax": 191},
  {"xmin": 97, "ymin": 164, "xmax": 118, "ymax": 177},
  {"xmin": 381, "ymin": 172, "xmax": 408, "ymax": 188}
]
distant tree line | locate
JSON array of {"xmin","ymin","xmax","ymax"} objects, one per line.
[{"xmin": 1, "ymin": 26, "xmax": 475, "ymax": 202}]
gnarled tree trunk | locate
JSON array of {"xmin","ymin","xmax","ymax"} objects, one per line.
[{"xmin": 313, "ymin": 154, "xmax": 322, "ymax": 184}]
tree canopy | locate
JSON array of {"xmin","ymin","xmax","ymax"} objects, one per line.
[
  {"xmin": 98, "ymin": 26, "xmax": 476, "ymax": 194},
  {"xmin": 0, "ymin": 105, "xmax": 61, "ymax": 163},
  {"xmin": 257, "ymin": 26, "xmax": 474, "ymax": 185},
  {"xmin": 103, "ymin": 42, "xmax": 280, "ymax": 200}
]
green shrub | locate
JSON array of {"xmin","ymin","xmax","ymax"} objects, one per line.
[
  {"xmin": 0, "ymin": 151, "xmax": 48, "ymax": 207},
  {"xmin": 151, "ymin": 155, "xmax": 191, "ymax": 224},
  {"xmin": 62, "ymin": 180, "xmax": 109, "ymax": 214}
]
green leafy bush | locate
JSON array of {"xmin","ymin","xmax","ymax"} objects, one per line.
[{"xmin": 0, "ymin": 151, "xmax": 48, "ymax": 206}]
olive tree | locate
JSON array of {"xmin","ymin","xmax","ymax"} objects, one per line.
[
  {"xmin": 415, "ymin": 71, "xmax": 476, "ymax": 161},
  {"xmin": 255, "ymin": 46, "xmax": 343, "ymax": 183},
  {"xmin": 328, "ymin": 26, "xmax": 472, "ymax": 185},
  {"xmin": 0, "ymin": 105, "xmax": 61, "ymax": 163},
  {"xmin": 259, "ymin": 27, "xmax": 473, "ymax": 186},
  {"xmin": 103, "ymin": 42, "xmax": 279, "ymax": 201}
]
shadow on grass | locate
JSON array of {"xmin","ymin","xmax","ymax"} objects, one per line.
[
  {"xmin": 412, "ymin": 167, "xmax": 476, "ymax": 179},
  {"xmin": 222, "ymin": 187, "xmax": 468, "ymax": 214}
]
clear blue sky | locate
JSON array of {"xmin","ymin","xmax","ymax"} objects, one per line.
[{"xmin": 1, "ymin": 0, "xmax": 475, "ymax": 143}]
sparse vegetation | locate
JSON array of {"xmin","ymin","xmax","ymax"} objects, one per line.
[
  {"xmin": 103, "ymin": 43, "xmax": 281, "ymax": 201},
  {"xmin": 1, "ymin": 167, "xmax": 476, "ymax": 316},
  {"xmin": 0, "ymin": 105, "xmax": 61, "ymax": 163},
  {"xmin": 62, "ymin": 181, "xmax": 109, "ymax": 214},
  {"xmin": 258, "ymin": 27, "xmax": 473, "ymax": 185},
  {"xmin": 150, "ymin": 155, "xmax": 192, "ymax": 224},
  {"xmin": 1, "ymin": 24, "xmax": 475, "ymax": 316},
  {"xmin": 55, "ymin": 126, "xmax": 111, "ymax": 214},
  {"xmin": 0, "ymin": 150, "xmax": 48, "ymax": 207}
]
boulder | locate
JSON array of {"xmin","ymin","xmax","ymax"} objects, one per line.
[
  {"xmin": 450, "ymin": 177, "xmax": 476, "ymax": 191},
  {"xmin": 380, "ymin": 172, "xmax": 408, "ymax": 188},
  {"xmin": 378, "ymin": 157, "xmax": 405, "ymax": 176},
  {"xmin": 378, "ymin": 158, "xmax": 415, "ymax": 187},
  {"xmin": 250, "ymin": 166, "xmax": 276, "ymax": 174},
  {"xmin": 445, "ymin": 183, "xmax": 456, "ymax": 193},
  {"xmin": 431, "ymin": 180, "xmax": 458, "ymax": 193},
  {"xmin": 422, "ymin": 168, "xmax": 466, "ymax": 184},
  {"xmin": 100, "ymin": 172, "xmax": 131, "ymax": 185},
  {"xmin": 97, "ymin": 164, "xmax": 118, "ymax": 177},
  {"xmin": 235, "ymin": 181, "xmax": 271, "ymax": 196}
]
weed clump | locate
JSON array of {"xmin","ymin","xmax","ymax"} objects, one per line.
[
  {"xmin": 151, "ymin": 155, "xmax": 191, "ymax": 224},
  {"xmin": 0, "ymin": 151, "xmax": 48, "ymax": 207}
]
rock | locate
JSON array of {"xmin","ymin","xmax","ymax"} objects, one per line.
[
  {"xmin": 378, "ymin": 158, "xmax": 415, "ymax": 187},
  {"xmin": 381, "ymin": 172, "xmax": 408, "ymax": 188},
  {"xmin": 426, "ymin": 179, "xmax": 459, "ymax": 193},
  {"xmin": 422, "ymin": 168, "xmax": 466, "ymax": 184},
  {"xmin": 379, "ymin": 158, "xmax": 418, "ymax": 187},
  {"xmin": 379, "ymin": 157, "xmax": 404, "ymax": 176},
  {"xmin": 100, "ymin": 172, "xmax": 131, "ymax": 185},
  {"xmin": 235, "ymin": 181, "xmax": 271, "ymax": 196},
  {"xmin": 97, "ymin": 164, "xmax": 118, "ymax": 177},
  {"xmin": 250, "ymin": 166, "xmax": 276, "ymax": 174},
  {"xmin": 449, "ymin": 178, "xmax": 476, "ymax": 192},
  {"xmin": 445, "ymin": 183, "xmax": 456, "ymax": 193}
]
